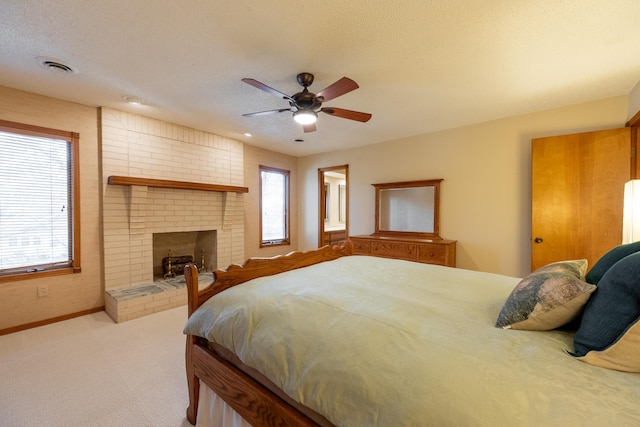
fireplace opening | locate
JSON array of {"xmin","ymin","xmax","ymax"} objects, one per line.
[{"xmin": 152, "ymin": 230, "xmax": 216, "ymax": 280}]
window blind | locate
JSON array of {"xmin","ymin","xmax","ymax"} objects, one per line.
[
  {"xmin": 261, "ymin": 169, "xmax": 287, "ymax": 241},
  {"xmin": 0, "ymin": 130, "xmax": 73, "ymax": 275}
]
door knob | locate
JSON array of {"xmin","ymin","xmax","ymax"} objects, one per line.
[{"xmin": 534, "ymin": 237, "xmax": 543, "ymax": 243}]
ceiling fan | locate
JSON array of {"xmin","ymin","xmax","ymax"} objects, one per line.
[{"xmin": 241, "ymin": 72, "xmax": 372, "ymax": 133}]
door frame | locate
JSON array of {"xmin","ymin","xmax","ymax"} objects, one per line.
[{"xmin": 318, "ymin": 165, "xmax": 349, "ymax": 247}]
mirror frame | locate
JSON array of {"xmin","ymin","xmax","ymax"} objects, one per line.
[{"xmin": 373, "ymin": 179, "xmax": 443, "ymax": 239}]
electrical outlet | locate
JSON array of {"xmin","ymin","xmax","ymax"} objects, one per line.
[{"xmin": 37, "ymin": 286, "xmax": 48, "ymax": 298}]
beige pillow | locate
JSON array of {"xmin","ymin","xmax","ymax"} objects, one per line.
[{"xmin": 576, "ymin": 320, "xmax": 640, "ymax": 372}]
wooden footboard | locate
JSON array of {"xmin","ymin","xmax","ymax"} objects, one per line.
[
  {"xmin": 184, "ymin": 242, "xmax": 352, "ymax": 425},
  {"xmin": 191, "ymin": 342, "xmax": 321, "ymax": 426}
]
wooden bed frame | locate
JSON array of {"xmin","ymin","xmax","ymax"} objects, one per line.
[{"xmin": 184, "ymin": 242, "xmax": 353, "ymax": 426}]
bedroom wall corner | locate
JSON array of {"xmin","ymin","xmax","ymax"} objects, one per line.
[
  {"xmin": 0, "ymin": 86, "xmax": 103, "ymax": 332},
  {"xmin": 628, "ymin": 79, "xmax": 640, "ymax": 122}
]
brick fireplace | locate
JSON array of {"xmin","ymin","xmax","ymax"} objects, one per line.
[{"xmin": 100, "ymin": 108, "xmax": 247, "ymax": 322}]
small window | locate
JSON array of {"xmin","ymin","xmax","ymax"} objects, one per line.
[
  {"xmin": 260, "ymin": 165, "xmax": 290, "ymax": 246},
  {"xmin": 0, "ymin": 119, "xmax": 80, "ymax": 281}
]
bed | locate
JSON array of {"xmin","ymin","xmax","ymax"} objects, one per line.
[{"xmin": 183, "ymin": 241, "xmax": 640, "ymax": 427}]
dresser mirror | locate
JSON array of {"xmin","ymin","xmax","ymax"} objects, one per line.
[{"xmin": 373, "ymin": 179, "xmax": 442, "ymax": 239}]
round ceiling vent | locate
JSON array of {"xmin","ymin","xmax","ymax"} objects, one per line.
[{"xmin": 36, "ymin": 56, "xmax": 78, "ymax": 74}]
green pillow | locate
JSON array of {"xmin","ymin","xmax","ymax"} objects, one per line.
[
  {"xmin": 585, "ymin": 241, "xmax": 640, "ymax": 284},
  {"xmin": 571, "ymin": 251, "xmax": 640, "ymax": 372}
]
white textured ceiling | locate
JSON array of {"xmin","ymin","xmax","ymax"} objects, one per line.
[{"xmin": 1, "ymin": 1, "xmax": 639, "ymax": 157}]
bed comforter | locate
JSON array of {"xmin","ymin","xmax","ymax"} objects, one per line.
[{"xmin": 184, "ymin": 255, "xmax": 640, "ymax": 426}]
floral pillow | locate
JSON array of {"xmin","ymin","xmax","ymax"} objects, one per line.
[{"xmin": 495, "ymin": 259, "xmax": 595, "ymax": 331}]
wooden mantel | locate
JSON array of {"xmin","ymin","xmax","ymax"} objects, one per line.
[{"xmin": 107, "ymin": 176, "xmax": 249, "ymax": 193}]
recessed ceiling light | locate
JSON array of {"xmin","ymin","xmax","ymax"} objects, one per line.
[
  {"xmin": 294, "ymin": 139, "xmax": 304, "ymax": 143},
  {"xmin": 243, "ymin": 131, "xmax": 254, "ymax": 137},
  {"xmin": 36, "ymin": 56, "xmax": 78, "ymax": 74},
  {"xmin": 124, "ymin": 96, "xmax": 144, "ymax": 105}
]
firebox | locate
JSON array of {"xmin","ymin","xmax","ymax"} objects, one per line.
[{"xmin": 152, "ymin": 230, "xmax": 216, "ymax": 280}]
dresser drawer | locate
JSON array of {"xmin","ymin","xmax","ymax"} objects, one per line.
[
  {"xmin": 351, "ymin": 239, "xmax": 371, "ymax": 254},
  {"xmin": 349, "ymin": 235, "xmax": 456, "ymax": 267},
  {"xmin": 329, "ymin": 230, "xmax": 347, "ymax": 244},
  {"xmin": 417, "ymin": 244, "xmax": 446, "ymax": 265},
  {"xmin": 371, "ymin": 241, "xmax": 418, "ymax": 260}
]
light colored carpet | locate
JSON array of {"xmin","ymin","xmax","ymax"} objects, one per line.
[{"xmin": 0, "ymin": 306, "xmax": 194, "ymax": 427}]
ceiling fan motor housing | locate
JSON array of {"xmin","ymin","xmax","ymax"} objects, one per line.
[
  {"xmin": 296, "ymin": 72, "xmax": 314, "ymax": 87},
  {"xmin": 291, "ymin": 73, "xmax": 322, "ymax": 110},
  {"xmin": 291, "ymin": 91, "xmax": 322, "ymax": 110}
]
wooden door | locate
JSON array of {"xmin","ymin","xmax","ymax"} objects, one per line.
[{"xmin": 531, "ymin": 128, "xmax": 632, "ymax": 271}]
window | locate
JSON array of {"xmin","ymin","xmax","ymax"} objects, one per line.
[
  {"xmin": 259, "ymin": 165, "xmax": 289, "ymax": 246},
  {"xmin": 0, "ymin": 119, "xmax": 80, "ymax": 281}
]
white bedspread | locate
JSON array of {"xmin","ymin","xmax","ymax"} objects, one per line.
[{"xmin": 184, "ymin": 255, "xmax": 640, "ymax": 426}]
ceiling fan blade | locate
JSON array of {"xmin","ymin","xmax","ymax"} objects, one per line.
[
  {"xmin": 303, "ymin": 123, "xmax": 317, "ymax": 133},
  {"xmin": 241, "ymin": 78, "xmax": 293, "ymax": 101},
  {"xmin": 320, "ymin": 107, "xmax": 372, "ymax": 122},
  {"xmin": 316, "ymin": 77, "xmax": 359, "ymax": 102},
  {"xmin": 242, "ymin": 108, "xmax": 292, "ymax": 117}
]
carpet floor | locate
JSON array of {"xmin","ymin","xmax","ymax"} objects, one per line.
[{"xmin": 0, "ymin": 306, "xmax": 193, "ymax": 427}]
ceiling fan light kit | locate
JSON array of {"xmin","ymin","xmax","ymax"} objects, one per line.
[
  {"xmin": 293, "ymin": 109, "xmax": 317, "ymax": 125},
  {"xmin": 242, "ymin": 72, "xmax": 371, "ymax": 133}
]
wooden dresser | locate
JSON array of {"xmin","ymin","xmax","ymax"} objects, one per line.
[{"xmin": 349, "ymin": 235, "xmax": 456, "ymax": 267}]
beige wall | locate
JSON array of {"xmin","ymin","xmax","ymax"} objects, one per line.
[
  {"xmin": 629, "ymin": 80, "xmax": 640, "ymax": 121},
  {"xmin": 298, "ymin": 96, "xmax": 630, "ymax": 278},
  {"xmin": 243, "ymin": 144, "xmax": 298, "ymax": 259},
  {"xmin": 0, "ymin": 86, "xmax": 103, "ymax": 331}
]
